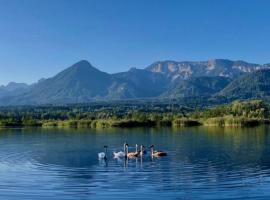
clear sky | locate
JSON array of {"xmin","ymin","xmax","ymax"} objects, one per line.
[{"xmin": 0, "ymin": 0, "xmax": 270, "ymax": 85}]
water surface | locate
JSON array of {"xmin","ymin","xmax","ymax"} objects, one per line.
[{"xmin": 0, "ymin": 126, "xmax": 270, "ymax": 200}]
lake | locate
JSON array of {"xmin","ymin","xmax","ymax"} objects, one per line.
[{"xmin": 0, "ymin": 126, "xmax": 270, "ymax": 200}]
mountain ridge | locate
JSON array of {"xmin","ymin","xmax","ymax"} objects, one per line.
[
  {"xmin": 146, "ymin": 59, "xmax": 266, "ymax": 81},
  {"xmin": 1, "ymin": 58, "xmax": 270, "ymax": 106},
  {"xmin": 216, "ymin": 68, "xmax": 270, "ymax": 101}
]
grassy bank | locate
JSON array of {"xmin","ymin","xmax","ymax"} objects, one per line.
[
  {"xmin": 43, "ymin": 119, "xmax": 161, "ymax": 128},
  {"xmin": 0, "ymin": 117, "xmax": 269, "ymax": 128},
  {"xmin": 1, "ymin": 100, "xmax": 270, "ymax": 128},
  {"xmin": 202, "ymin": 116, "xmax": 261, "ymax": 127}
]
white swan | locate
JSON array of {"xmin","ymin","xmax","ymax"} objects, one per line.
[
  {"xmin": 98, "ymin": 145, "xmax": 108, "ymax": 160},
  {"xmin": 113, "ymin": 151, "xmax": 125, "ymax": 158},
  {"xmin": 113, "ymin": 143, "xmax": 126, "ymax": 158}
]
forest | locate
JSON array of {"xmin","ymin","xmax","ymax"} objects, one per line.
[{"xmin": 0, "ymin": 100, "xmax": 269, "ymax": 128}]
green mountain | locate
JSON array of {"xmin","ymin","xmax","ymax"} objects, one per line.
[
  {"xmin": 216, "ymin": 69, "xmax": 270, "ymax": 101},
  {"xmin": 2, "ymin": 60, "xmax": 169, "ymax": 105},
  {"xmin": 1, "ymin": 59, "xmax": 269, "ymax": 106},
  {"xmin": 162, "ymin": 76, "xmax": 231, "ymax": 98},
  {"xmin": 5, "ymin": 60, "xmax": 113, "ymax": 104},
  {"xmin": 109, "ymin": 68, "xmax": 169, "ymax": 99}
]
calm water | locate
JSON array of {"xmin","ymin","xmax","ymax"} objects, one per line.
[{"xmin": 1, "ymin": 126, "xmax": 270, "ymax": 200}]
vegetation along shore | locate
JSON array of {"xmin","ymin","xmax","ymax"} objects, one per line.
[{"xmin": 0, "ymin": 100, "xmax": 269, "ymax": 128}]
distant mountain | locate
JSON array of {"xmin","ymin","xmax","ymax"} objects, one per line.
[
  {"xmin": 162, "ymin": 76, "xmax": 231, "ymax": 98},
  {"xmin": 0, "ymin": 82, "xmax": 29, "ymax": 91},
  {"xmin": 1, "ymin": 59, "xmax": 270, "ymax": 106},
  {"xmin": 216, "ymin": 69, "xmax": 270, "ymax": 101},
  {"xmin": 109, "ymin": 68, "xmax": 169, "ymax": 99},
  {"xmin": 5, "ymin": 60, "xmax": 112, "ymax": 104},
  {"xmin": 2, "ymin": 60, "xmax": 169, "ymax": 105},
  {"xmin": 0, "ymin": 82, "xmax": 30, "ymax": 98},
  {"xmin": 146, "ymin": 59, "xmax": 264, "ymax": 81}
]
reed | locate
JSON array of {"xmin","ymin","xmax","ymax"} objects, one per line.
[
  {"xmin": 173, "ymin": 118, "xmax": 201, "ymax": 127},
  {"xmin": 203, "ymin": 116, "xmax": 260, "ymax": 127}
]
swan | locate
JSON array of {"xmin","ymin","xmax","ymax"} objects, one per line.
[
  {"xmin": 139, "ymin": 145, "xmax": 147, "ymax": 156},
  {"xmin": 125, "ymin": 144, "xmax": 139, "ymax": 158},
  {"xmin": 98, "ymin": 145, "xmax": 108, "ymax": 160},
  {"xmin": 113, "ymin": 143, "xmax": 126, "ymax": 158},
  {"xmin": 150, "ymin": 145, "xmax": 167, "ymax": 157}
]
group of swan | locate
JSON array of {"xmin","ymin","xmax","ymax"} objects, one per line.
[{"xmin": 98, "ymin": 143, "xmax": 167, "ymax": 160}]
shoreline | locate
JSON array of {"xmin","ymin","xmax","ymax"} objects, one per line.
[
  {"xmin": 0, "ymin": 100, "xmax": 269, "ymax": 129},
  {"xmin": 0, "ymin": 117, "xmax": 269, "ymax": 129}
]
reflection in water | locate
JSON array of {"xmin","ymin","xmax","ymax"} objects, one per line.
[{"xmin": 0, "ymin": 126, "xmax": 270, "ymax": 199}]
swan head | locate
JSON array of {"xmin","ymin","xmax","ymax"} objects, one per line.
[
  {"xmin": 124, "ymin": 143, "xmax": 129, "ymax": 156},
  {"xmin": 104, "ymin": 146, "xmax": 108, "ymax": 154}
]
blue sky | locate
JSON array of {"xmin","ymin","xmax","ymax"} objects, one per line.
[{"xmin": 0, "ymin": 0, "xmax": 270, "ymax": 85}]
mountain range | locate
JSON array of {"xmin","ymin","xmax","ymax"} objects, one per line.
[
  {"xmin": 0, "ymin": 82, "xmax": 30, "ymax": 98},
  {"xmin": 1, "ymin": 59, "xmax": 270, "ymax": 106}
]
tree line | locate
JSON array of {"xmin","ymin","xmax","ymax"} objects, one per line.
[{"xmin": 0, "ymin": 100, "xmax": 269, "ymax": 128}]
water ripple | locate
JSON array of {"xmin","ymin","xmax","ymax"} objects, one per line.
[{"xmin": 1, "ymin": 127, "xmax": 270, "ymax": 199}]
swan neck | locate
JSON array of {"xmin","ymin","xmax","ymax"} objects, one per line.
[{"xmin": 104, "ymin": 147, "xmax": 107, "ymax": 158}]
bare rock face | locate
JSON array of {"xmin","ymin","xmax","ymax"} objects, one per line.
[{"xmin": 146, "ymin": 59, "xmax": 264, "ymax": 80}]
